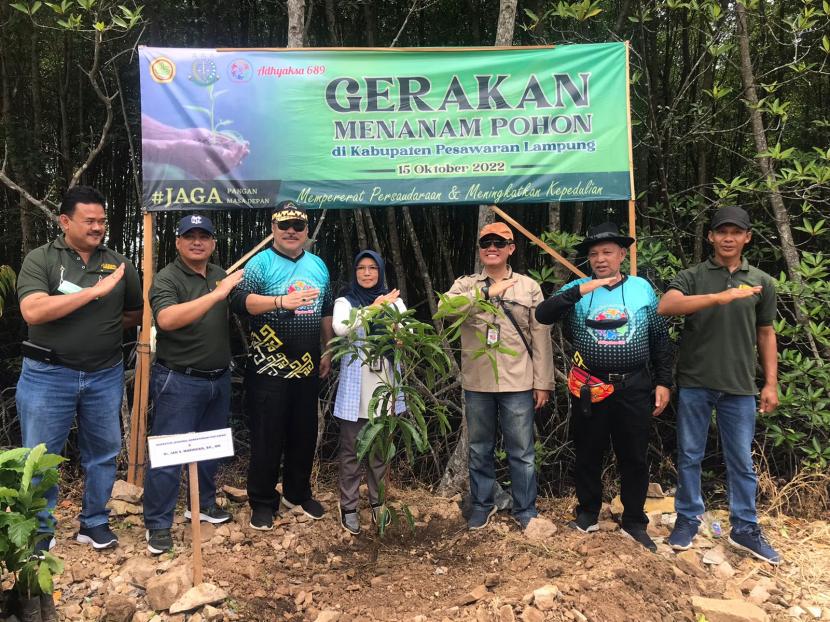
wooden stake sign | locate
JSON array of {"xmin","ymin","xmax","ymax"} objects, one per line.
[{"xmin": 147, "ymin": 429, "xmax": 235, "ymax": 584}]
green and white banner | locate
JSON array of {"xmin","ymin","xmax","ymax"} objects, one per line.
[{"xmin": 139, "ymin": 43, "xmax": 632, "ymax": 211}]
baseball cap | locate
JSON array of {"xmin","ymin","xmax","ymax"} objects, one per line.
[
  {"xmin": 271, "ymin": 200, "xmax": 308, "ymax": 223},
  {"xmin": 177, "ymin": 214, "xmax": 215, "ymax": 236},
  {"xmin": 711, "ymin": 206, "xmax": 751, "ymax": 230},
  {"xmin": 479, "ymin": 222, "xmax": 513, "ymax": 241}
]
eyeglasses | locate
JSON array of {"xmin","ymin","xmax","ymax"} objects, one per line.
[
  {"xmin": 356, "ymin": 266, "xmax": 379, "ymax": 272},
  {"xmin": 275, "ymin": 219, "xmax": 307, "ymax": 232},
  {"xmin": 478, "ymin": 238, "xmax": 511, "ymax": 249}
]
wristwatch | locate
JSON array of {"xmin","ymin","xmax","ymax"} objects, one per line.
[{"xmin": 481, "ymin": 285, "xmax": 491, "ymax": 300}]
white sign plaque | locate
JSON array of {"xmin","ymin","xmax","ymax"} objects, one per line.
[{"xmin": 148, "ymin": 428, "xmax": 235, "ymax": 468}]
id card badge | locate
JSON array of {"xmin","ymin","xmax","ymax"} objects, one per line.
[{"xmin": 486, "ymin": 325, "xmax": 500, "ymax": 345}]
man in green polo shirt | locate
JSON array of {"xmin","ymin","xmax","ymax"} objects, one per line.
[
  {"xmin": 658, "ymin": 206, "xmax": 780, "ymax": 565},
  {"xmin": 16, "ymin": 185, "xmax": 142, "ymax": 552},
  {"xmin": 143, "ymin": 214, "xmax": 243, "ymax": 555}
]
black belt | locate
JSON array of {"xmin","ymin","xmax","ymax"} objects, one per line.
[
  {"xmin": 591, "ymin": 367, "xmax": 648, "ymax": 389},
  {"xmin": 157, "ymin": 360, "xmax": 229, "ymax": 380}
]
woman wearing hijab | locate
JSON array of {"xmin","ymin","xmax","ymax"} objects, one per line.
[{"xmin": 332, "ymin": 250, "xmax": 406, "ymax": 535}]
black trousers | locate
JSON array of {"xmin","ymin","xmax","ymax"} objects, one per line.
[
  {"xmin": 245, "ymin": 374, "xmax": 320, "ymax": 512},
  {"xmin": 570, "ymin": 371, "xmax": 652, "ymax": 527}
]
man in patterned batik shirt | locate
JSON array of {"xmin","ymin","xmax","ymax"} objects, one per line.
[
  {"xmin": 535, "ymin": 222, "xmax": 672, "ymax": 552},
  {"xmin": 230, "ymin": 201, "xmax": 333, "ymax": 530}
]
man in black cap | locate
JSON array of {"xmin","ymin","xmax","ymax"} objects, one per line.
[
  {"xmin": 143, "ymin": 214, "xmax": 243, "ymax": 554},
  {"xmin": 659, "ymin": 206, "xmax": 780, "ymax": 565},
  {"xmin": 536, "ymin": 222, "xmax": 672, "ymax": 551},
  {"xmin": 230, "ymin": 201, "xmax": 334, "ymax": 530}
]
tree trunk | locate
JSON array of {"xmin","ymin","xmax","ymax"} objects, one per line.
[
  {"xmin": 287, "ymin": 0, "xmax": 305, "ymax": 47},
  {"xmin": 354, "ymin": 208, "xmax": 369, "ymax": 250},
  {"xmin": 735, "ymin": 1, "xmax": 822, "ymax": 361},
  {"xmin": 364, "ymin": 208, "xmax": 382, "ymax": 253},
  {"xmin": 401, "ymin": 206, "xmax": 438, "ymax": 319},
  {"xmin": 324, "ymin": 0, "xmax": 338, "ymax": 45},
  {"xmin": 474, "ymin": 0, "xmax": 518, "ymax": 273},
  {"xmin": 443, "ymin": 0, "xmax": 520, "ymax": 495},
  {"xmin": 385, "ymin": 207, "xmax": 409, "ymax": 301}
]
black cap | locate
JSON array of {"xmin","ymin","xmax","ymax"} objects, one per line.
[
  {"xmin": 711, "ymin": 206, "xmax": 751, "ymax": 230},
  {"xmin": 176, "ymin": 214, "xmax": 215, "ymax": 236},
  {"xmin": 271, "ymin": 200, "xmax": 308, "ymax": 222},
  {"xmin": 575, "ymin": 222, "xmax": 635, "ymax": 256}
]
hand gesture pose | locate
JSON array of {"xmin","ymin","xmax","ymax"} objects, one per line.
[
  {"xmin": 579, "ymin": 275, "xmax": 621, "ymax": 296},
  {"xmin": 214, "ymin": 269, "xmax": 244, "ymax": 298},
  {"xmin": 90, "ymin": 264, "xmax": 126, "ymax": 298},
  {"xmin": 372, "ymin": 289, "xmax": 400, "ymax": 307},
  {"xmin": 488, "ymin": 278, "xmax": 517, "ymax": 299},
  {"xmin": 717, "ymin": 286, "xmax": 761, "ymax": 305},
  {"xmin": 281, "ymin": 288, "xmax": 320, "ymax": 310}
]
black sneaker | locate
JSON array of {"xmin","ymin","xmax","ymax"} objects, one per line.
[
  {"xmin": 282, "ymin": 496, "xmax": 325, "ymax": 520},
  {"xmin": 185, "ymin": 505, "xmax": 232, "ymax": 524},
  {"xmin": 146, "ymin": 528, "xmax": 173, "ymax": 555},
  {"xmin": 621, "ymin": 524, "xmax": 657, "ymax": 552},
  {"xmin": 370, "ymin": 503, "xmax": 392, "ymax": 529},
  {"xmin": 567, "ymin": 512, "xmax": 599, "ymax": 534},
  {"xmin": 76, "ymin": 524, "xmax": 118, "ymax": 550},
  {"xmin": 340, "ymin": 506, "xmax": 361, "ymax": 535},
  {"xmin": 249, "ymin": 506, "xmax": 275, "ymax": 531}
]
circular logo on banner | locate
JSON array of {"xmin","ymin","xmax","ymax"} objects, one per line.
[
  {"xmin": 149, "ymin": 57, "xmax": 176, "ymax": 83},
  {"xmin": 189, "ymin": 57, "xmax": 220, "ymax": 86},
  {"xmin": 228, "ymin": 59, "xmax": 253, "ymax": 83}
]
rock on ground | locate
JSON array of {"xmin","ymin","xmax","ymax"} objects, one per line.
[
  {"xmin": 691, "ymin": 596, "xmax": 770, "ymax": 622},
  {"xmin": 169, "ymin": 582, "xmax": 228, "ymax": 614},
  {"xmin": 110, "ymin": 480, "xmax": 143, "ymax": 503},
  {"xmin": 523, "ymin": 517, "xmax": 556, "ymax": 540},
  {"xmin": 145, "ymin": 564, "xmax": 193, "ymax": 611},
  {"xmin": 102, "ymin": 595, "xmax": 136, "ymax": 622}
]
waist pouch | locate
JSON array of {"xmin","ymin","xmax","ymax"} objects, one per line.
[{"xmin": 567, "ymin": 366, "xmax": 615, "ymax": 403}]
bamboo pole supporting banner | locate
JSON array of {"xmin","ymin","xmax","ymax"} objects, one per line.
[
  {"xmin": 188, "ymin": 462, "xmax": 204, "ymax": 585},
  {"xmin": 489, "ymin": 205, "xmax": 586, "ymax": 278},
  {"xmin": 128, "ymin": 212, "xmax": 155, "ymax": 486},
  {"xmin": 226, "ymin": 233, "xmax": 273, "ymax": 274},
  {"xmin": 625, "ymin": 41, "xmax": 638, "ymax": 276}
]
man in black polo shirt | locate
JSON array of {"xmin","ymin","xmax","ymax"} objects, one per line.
[
  {"xmin": 16, "ymin": 186, "xmax": 142, "ymax": 551},
  {"xmin": 143, "ymin": 214, "xmax": 243, "ymax": 554},
  {"xmin": 658, "ymin": 206, "xmax": 780, "ymax": 565}
]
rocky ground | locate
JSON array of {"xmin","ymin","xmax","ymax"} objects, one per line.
[{"xmin": 3, "ymin": 478, "xmax": 829, "ymax": 622}]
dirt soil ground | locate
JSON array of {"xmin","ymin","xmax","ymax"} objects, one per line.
[{"xmin": 9, "ymin": 483, "xmax": 830, "ymax": 622}]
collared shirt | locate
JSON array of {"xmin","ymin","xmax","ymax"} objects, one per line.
[
  {"xmin": 17, "ymin": 235, "xmax": 142, "ymax": 371},
  {"xmin": 669, "ymin": 257, "xmax": 776, "ymax": 395},
  {"xmin": 535, "ymin": 274, "xmax": 673, "ymax": 387},
  {"xmin": 230, "ymin": 247, "xmax": 333, "ymax": 379},
  {"xmin": 443, "ymin": 267, "xmax": 554, "ymax": 393},
  {"xmin": 150, "ymin": 256, "xmax": 231, "ymax": 370}
]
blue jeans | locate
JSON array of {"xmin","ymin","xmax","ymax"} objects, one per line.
[
  {"xmin": 143, "ymin": 364, "xmax": 230, "ymax": 530},
  {"xmin": 676, "ymin": 387, "xmax": 758, "ymax": 532},
  {"xmin": 16, "ymin": 357, "xmax": 124, "ymax": 533},
  {"xmin": 465, "ymin": 390, "xmax": 537, "ymax": 522}
]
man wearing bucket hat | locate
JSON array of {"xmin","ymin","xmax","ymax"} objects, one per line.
[
  {"xmin": 144, "ymin": 214, "xmax": 243, "ymax": 554},
  {"xmin": 658, "ymin": 206, "xmax": 780, "ymax": 565},
  {"xmin": 230, "ymin": 201, "xmax": 334, "ymax": 530},
  {"xmin": 441, "ymin": 221, "xmax": 554, "ymax": 531},
  {"xmin": 536, "ymin": 222, "xmax": 672, "ymax": 552}
]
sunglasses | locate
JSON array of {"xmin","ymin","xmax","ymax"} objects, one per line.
[
  {"xmin": 478, "ymin": 238, "xmax": 511, "ymax": 249},
  {"xmin": 275, "ymin": 219, "xmax": 307, "ymax": 232}
]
